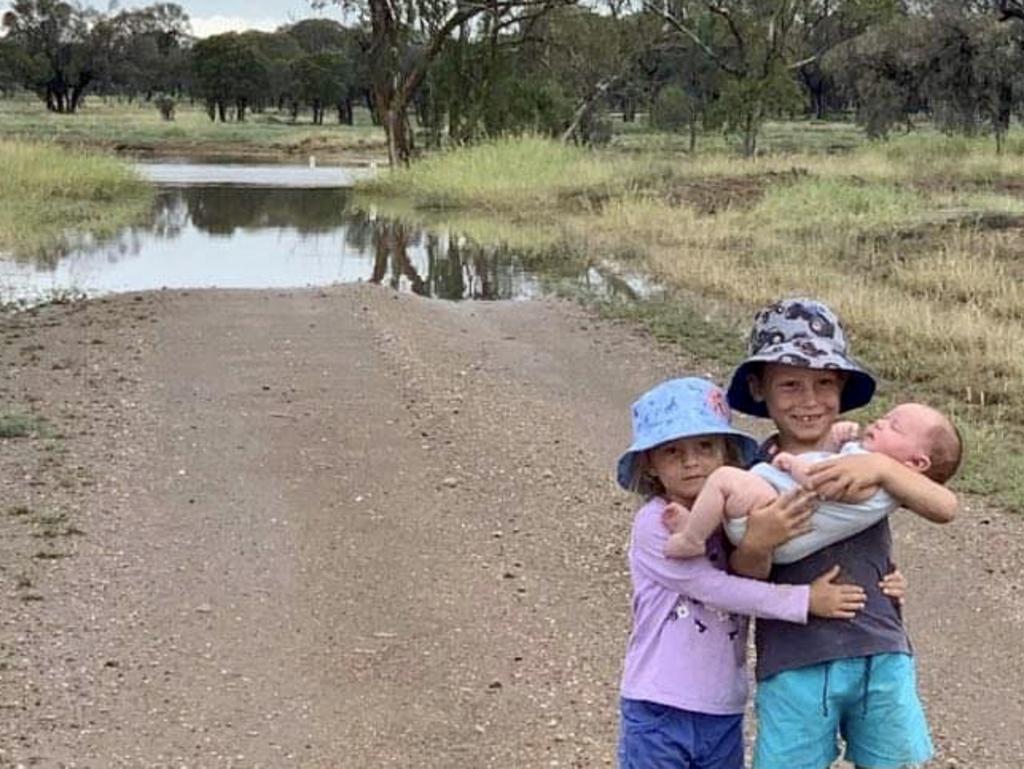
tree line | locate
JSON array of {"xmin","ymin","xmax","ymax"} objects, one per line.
[{"xmin": 3, "ymin": 0, "xmax": 1024, "ymax": 164}]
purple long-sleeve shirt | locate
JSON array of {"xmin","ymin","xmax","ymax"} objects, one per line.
[{"xmin": 619, "ymin": 497, "xmax": 810, "ymax": 715}]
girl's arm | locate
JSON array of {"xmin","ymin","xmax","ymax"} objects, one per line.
[
  {"xmin": 804, "ymin": 452, "xmax": 957, "ymax": 523},
  {"xmin": 632, "ymin": 506, "xmax": 864, "ymax": 621}
]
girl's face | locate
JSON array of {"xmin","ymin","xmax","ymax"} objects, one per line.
[
  {"xmin": 751, "ymin": 364, "xmax": 845, "ymax": 451},
  {"xmin": 647, "ymin": 435, "xmax": 729, "ymax": 506}
]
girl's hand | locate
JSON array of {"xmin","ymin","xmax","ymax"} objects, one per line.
[
  {"xmin": 880, "ymin": 566, "xmax": 907, "ymax": 607},
  {"xmin": 743, "ymin": 488, "xmax": 817, "ymax": 551},
  {"xmin": 803, "ymin": 453, "xmax": 885, "ymax": 501},
  {"xmin": 809, "ymin": 565, "xmax": 867, "ymax": 619}
]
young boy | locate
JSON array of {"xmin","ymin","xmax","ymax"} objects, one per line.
[
  {"xmin": 725, "ymin": 298, "xmax": 958, "ymax": 769},
  {"xmin": 664, "ymin": 402, "xmax": 962, "ymax": 562}
]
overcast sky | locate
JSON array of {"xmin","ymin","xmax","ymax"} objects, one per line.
[{"xmin": 3, "ymin": 1, "xmax": 350, "ymax": 38}]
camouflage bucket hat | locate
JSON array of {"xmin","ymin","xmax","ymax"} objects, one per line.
[
  {"xmin": 617, "ymin": 377, "xmax": 758, "ymax": 492},
  {"xmin": 725, "ymin": 298, "xmax": 876, "ymax": 418}
]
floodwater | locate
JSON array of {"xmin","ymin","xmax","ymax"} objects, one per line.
[{"xmin": 0, "ymin": 160, "xmax": 651, "ymax": 305}]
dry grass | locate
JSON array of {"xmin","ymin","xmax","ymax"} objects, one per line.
[{"xmin": 364, "ymin": 131, "xmax": 1024, "ymax": 507}]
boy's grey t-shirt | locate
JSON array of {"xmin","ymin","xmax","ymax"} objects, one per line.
[
  {"xmin": 754, "ymin": 518, "xmax": 911, "ymax": 681},
  {"xmin": 749, "ymin": 439, "xmax": 911, "ymax": 681}
]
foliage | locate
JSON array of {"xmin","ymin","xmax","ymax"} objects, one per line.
[{"xmin": 0, "ymin": 139, "xmax": 151, "ymax": 261}]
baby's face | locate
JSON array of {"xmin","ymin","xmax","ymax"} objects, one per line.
[{"xmin": 861, "ymin": 403, "xmax": 941, "ymax": 464}]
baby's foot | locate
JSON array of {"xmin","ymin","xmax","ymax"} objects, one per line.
[
  {"xmin": 661, "ymin": 502, "xmax": 687, "ymax": 533},
  {"xmin": 664, "ymin": 531, "xmax": 707, "ymax": 559}
]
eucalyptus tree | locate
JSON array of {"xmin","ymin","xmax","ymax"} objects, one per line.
[
  {"xmin": 822, "ymin": 17, "xmax": 927, "ymax": 137},
  {"xmin": 291, "ymin": 52, "xmax": 350, "ymax": 123},
  {"xmin": 191, "ymin": 33, "xmax": 271, "ymax": 121},
  {"xmin": 90, "ymin": 3, "xmax": 192, "ymax": 100},
  {"xmin": 643, "ymin": 1, "xmax": 899, "ymax": 155},
  {"xmin": 283, "ymin": 19, "xmax": 369, "ymax": 124},
  {"xmin": 2, "ymin": 0, "xmax": 94, "ymax": 112},
  {"xmin": 314, "ymin": 0, "xmax": 576, "ymax": 166},
  {"xmin": 237, "ymin": 30, "xmax": 303, "ymax": 112}
]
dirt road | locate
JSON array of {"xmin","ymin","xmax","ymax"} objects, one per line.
[{"xmin": 2, "ymin": 285, "xmax": 1022, "ymax": 768}]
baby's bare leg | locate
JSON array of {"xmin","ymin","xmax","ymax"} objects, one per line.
[{"xmin": 664, "ymin": 467, "xmax": 778, "ymax": 558}]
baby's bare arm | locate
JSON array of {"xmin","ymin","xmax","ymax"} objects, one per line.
[{"xmin": 824, "ymin": 421, "xmax": 860, "ymax": 452}]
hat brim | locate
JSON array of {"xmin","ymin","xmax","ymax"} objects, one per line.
[
  {"xmin": 616, "ymin": 428, "xmax": 760, "ymax": 491},
  {"xmin": 726, "ymin": 346, "xmax": 876, "ymax": 418}
]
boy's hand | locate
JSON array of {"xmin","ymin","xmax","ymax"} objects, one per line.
[
  {"xmin": 661, "ymin": 501, "xmax": 687, "ymax": 533},
  {"xmin": 880, "ymin": 566, "xmax": 907, "ymax": 607},
  {"xmin": 809, "ymin": 565, "xmax": 867, "ymax": 619},
  {"xmin": 804, "ymin": 453, "xmax": 886, "ymax": 501},
  {"xmin": 744, "ymin": 488, "xmax": 816, "ymax": 551}
]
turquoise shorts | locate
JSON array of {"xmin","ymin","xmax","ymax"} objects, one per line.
[{"xmin": 754, "ymin": 653, "xmax": 933, "ymax": 769}]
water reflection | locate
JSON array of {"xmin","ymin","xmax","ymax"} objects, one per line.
[{"xmin": 1, "ymin": 181, "xmax": 647, "ymax": 305}]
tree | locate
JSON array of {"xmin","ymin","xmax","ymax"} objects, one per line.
[
  {"xmin": 0, "ymin": 37, "xmax": 34, "ymax": 95},
  {"xmin": 237, "ymin": 30, "xmax": 302, "ymax": 112},
  {"xmin": 90, "ymin": 4, "xmax": 192, "ymax": 100},
  {"xmin": 315, "ymin": 0, "xmax": 576, "ymax": 166},
  {"xmin": 644, "ymin": 1, "xmax": 899, "ymax": 155},
  {"xmin": 283, "ymin": 19, "xmax": 369, "ymax": 124},
  {"xmin": 291, "ymin": 52, "xmax": 349, "ymax": 123},
  {"xmin": 823, "ymin": 18, "xmax": 928, "ymax": 138},
  {"xmin": 192, "ymin": 33, "xmax": 270, "ymax": 121},
  {"xmin": 2, "ymin": 0, "xmax": 94, "ymax": 112}
]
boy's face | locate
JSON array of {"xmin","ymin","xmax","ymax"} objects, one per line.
[
  {"xmin": 647, "ymin": 435, "xmax": 728, "ymax": 506},
  {"xmin": 751, "ymin": 364, "xmax": 845, "ymax": 449},
  {"xmin": 862, "ymin": 403, "xmax": 937, "ymax": 470}
]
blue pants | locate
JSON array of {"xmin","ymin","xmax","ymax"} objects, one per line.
[{"xmin": 618, "ymin": 698, "xmax": 743, "ymax": 769}]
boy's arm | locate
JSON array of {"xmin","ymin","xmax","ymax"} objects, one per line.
[
  {"xmin": 804, "ymin": 452, "xmax": 957, "ymax": 523},
  {"xmin": 729, "ymin": 488, "xmax": 817, "ymax": 578}
]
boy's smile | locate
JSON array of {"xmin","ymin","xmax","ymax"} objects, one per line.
[{"xmin": 751, "ymin": 364, "xmax": 846, "ymax": 452}]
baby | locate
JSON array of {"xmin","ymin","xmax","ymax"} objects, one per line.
[{"xmin": 664, "ymin": 403, "xmax": 962, "ymax": 563}]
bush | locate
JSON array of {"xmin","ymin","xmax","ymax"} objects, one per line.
[{"xmin": 155, "ymin": 96, "xmax": 176, "ymax": 121}]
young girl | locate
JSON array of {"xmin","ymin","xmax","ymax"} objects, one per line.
[{"xmin": 616, "ymin": 376, "xmax": 874, "ymax": 769}]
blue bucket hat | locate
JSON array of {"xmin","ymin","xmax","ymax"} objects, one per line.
[
  {"xmin": 617, "ymin": 377, "xmax": 758, "ymax": 491},
  {"xmin": 726, "ymin": 298, "xmax": 876, "ymax": 418}
]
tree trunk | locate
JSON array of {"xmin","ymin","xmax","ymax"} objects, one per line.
[
  {"xmin": 384, "ymin": 106, "xmax": 412, "ymax": 166},
  {"xmin": 217, "ymin": 100, "xmax": 226, "ymax": 122},
  {"xmin": 689, "ymin": 121, "xmax": 697, "ymax": 153}
]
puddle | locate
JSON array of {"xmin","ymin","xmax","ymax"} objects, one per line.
[{"xmin": 1, "ymin": 161, "xmax": 655, "ymax": 306}]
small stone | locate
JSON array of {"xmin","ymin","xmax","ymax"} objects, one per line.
[{"xmin": 442, "ymin": 477, "xmax": 459, "ymax": 488}]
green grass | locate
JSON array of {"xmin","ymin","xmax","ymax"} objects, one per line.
[
  {"xmin": 0, "ymin": 95, "xmax": 385, "ymax": 157},
  {"xmin": 0, "ymin": 413, "xmax": 47, "ymax": 438},
  {"xmin": 359, "ymin": 135, "xmax": 652, "ymax": 210},
  {"xmin": 0, "ymin": 139, "xmax": 153, "ymax": 261}
]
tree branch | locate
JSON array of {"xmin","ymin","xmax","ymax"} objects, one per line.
[{"xmin": 642, "ymin": 0, "xmax": 743, "ymax": 77}]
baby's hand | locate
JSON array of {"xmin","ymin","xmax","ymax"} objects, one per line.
[
  {"xmin": 771, "ymin": 451, "xmax": 796, "ymax": 472},
  {"xmin": 661, "ymin": 502, "xmax": 687, "ymax": 533},
  {"xmin": 827, "ymin": 421, "xmax": 861, "ymax": 451}
]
